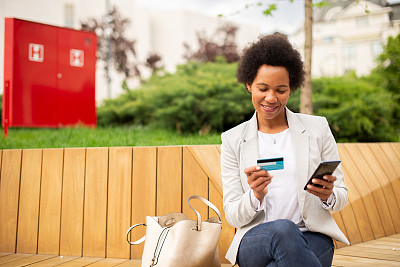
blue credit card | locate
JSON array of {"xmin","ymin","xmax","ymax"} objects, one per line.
[{"xmin": 257, "ymin": 157, "xmax": 284, "ymax": 171}]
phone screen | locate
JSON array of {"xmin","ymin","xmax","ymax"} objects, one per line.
[{"xmin": 304, "ymin": 161, "xmax": 341, "ymax": 190}]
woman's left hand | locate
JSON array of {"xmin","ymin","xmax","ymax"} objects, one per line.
[{"xmin": 306, "ymin": 175, "xmax": 336, "ymax": 201}]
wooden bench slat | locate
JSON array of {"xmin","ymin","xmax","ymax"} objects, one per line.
[
  {"xmin": 107, "ymin": 147, "xmax": 132, "ymax": 259},
  {"xmin": 55, "ymin": 256, "xmax": 104, "ymax": 266},
  {"xmin": 0, "ymin": 150, "xmax": 2, "ymax": 187},
  {"xmin": 27, "ymin": 255, "xmax": 79, "ymax": 266},
  {"xmin": 182, "ymin": 147, "xmax": 209, "ymax": 222},
  {"xmin": 156, "ymin": 146, "xmax": 182, "ymax": 215},
  {"xmin": 0, "ymin": 254, "xmax": 56, "ymax": 266},
  {"xmin": 210, "ymin": 180, "xmax": 235, "ymax": 264},
  {"xmin": 82, "ymin": 148, "xmax": 109, "ymax": 257},
  {"xmin": 386, "ymin": 143, "xmax": 400, "ymax": 172},
  {"xmin": 16, "ymin": 149, "xmax": 42, "ymax": 254},
  {"xmin": 0, "ymin": 150, "xmax": 22, "ymax": 253},
  {"xmin": 356, "ymin": 242, "xmax": 400, "ymax": 251},
  {"xmin": 363, "ymin": 239, "xmax": 400, "ymax": 247},
  {"xmin": 385, "ymin": 234, "xmax": 400, "ymax": 240},
  {"xmin": 84, "ymin": 257, "xmax": 129, "ymax": 266},
  {"xmin": 338, "ymin": 246, "xmax": 400, "ymax": 257},
  {"xmin": 333, "ymin": 254, "xmax": 400, "ymax": 266},
  {"xmin": 37, "ymin": 149, "xmax": 64, "ymax": 255},
  {"xmin": 331, "ymin": 211, "xmax": 348, "ymax": 248},
  {"xmin": 336, "ymin": 165, "xmax": 365, "ymax": 244},
  {"xmin": 188, "ymin": 145, "xmax": 222, "ymax": 196},
  {"xmin": 335, "ymin": 248, "xmax": 400, "ymax": 262},
  {"xmin": 116, "ymin": 259, "xmax": 142, "ymax": 267},
  {"xmin": 60, "ymin": 148, "xmax": 86, "ymax": 256},
  {"xmin": 131, "ymin": 147, "xmax": 157, "ymax": 259},
  {"xmin": 0, "ymin": 253, "xmax": 33, "ymax": 264}
]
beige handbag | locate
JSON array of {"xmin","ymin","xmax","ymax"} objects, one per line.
[{"xmin": 127, "ymin": 195, "xmax": 222, "ymax": 267}]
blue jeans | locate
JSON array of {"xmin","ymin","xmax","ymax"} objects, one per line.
[{"xmin": 237, "ymin": 219, "xmax": 334, "ymax": 267}]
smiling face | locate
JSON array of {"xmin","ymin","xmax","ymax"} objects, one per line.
[{"xmin": 246, "ymin": 64, "xmax": 290, "ymax": 130}]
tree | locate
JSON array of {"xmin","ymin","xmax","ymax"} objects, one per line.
[
  {"xmin": 81, "ymin": 7, "xmax": 141, "ymax": 79},
  {"xmin": 145, "ymin": 53, "xmax": 164, "ymax": 75},
  {"xmin": 367, "ymin": 33, "xmax": 400, "ymax": 132},
  {"xmin": 184, "ymin": 24, "xmax": 240, "ymax": 63},
  {"xmin": 302, "ymin": 0, "xmax": 313, "ymax": 114},
  {"xmin": 81, "ymin": 7, "xmax": 164, "ymax": 89}
]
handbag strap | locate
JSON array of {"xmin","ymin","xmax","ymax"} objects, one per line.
[
  {"xmin": 126, "ymin": 223, "xmax": 146, "ymax": 245},
  {"xmin": 188, "ymin": 195, "xmax": 222, "ymax": 231}
]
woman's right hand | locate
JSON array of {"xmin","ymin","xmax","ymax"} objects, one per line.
[{"xmin": 244, "ymin": 166, "xmax": 273, "ymax": 202}]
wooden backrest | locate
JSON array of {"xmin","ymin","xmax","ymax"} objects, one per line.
[
  {"xmin": 333, "ymin": 143, "xmax": 400, "ymax": 247},
  {"xmin": 0, "ymin": 143, "xmax": 399, "ymax": 260},
  {"xmin": 0, "ymin": 146, "xmax": 234, "ymax": 263}
]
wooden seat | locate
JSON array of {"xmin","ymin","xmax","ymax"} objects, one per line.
[
  {"xmin": 0, "ymin": 234, "xmax": 399, "ymax": 266},
  {"xmin": 332, "ymin": 233, "xmax": 400, "ymax": 266},
  {"xmin": 0, "ymin": 143, "xmax": 399, "ymax": 266}
]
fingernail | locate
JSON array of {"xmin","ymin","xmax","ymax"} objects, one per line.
[{"xmin": 256, "ymin": 166, "xmax": 261, "ymax": 170}]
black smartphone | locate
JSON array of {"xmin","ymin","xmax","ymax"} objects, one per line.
[{"xmin": 304, "ymin": 161, "xmax": 341, "ymax": 190}]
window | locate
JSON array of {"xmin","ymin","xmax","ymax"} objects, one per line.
[
  {"xmin": 343, "ymin": 44, "xmax": 356, "ymax": 73},
  {"xmin": 356, "ymin": 16, "xmax": 369, "ymax": 26},
  {"xmin": 65, "ymin": 3, "xmax": 74, "ymax": 28},
  {"xmin": 371, "ymin": 41, "xmax": 383, "ymax": 59},
  {"xmin": 322, "ymin": 36, "xmax": 334, "ymax": 43}
]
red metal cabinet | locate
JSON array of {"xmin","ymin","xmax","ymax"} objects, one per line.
[{"xmin": 3, "ymin": 18, "xmax": 97, "ymax": 135}]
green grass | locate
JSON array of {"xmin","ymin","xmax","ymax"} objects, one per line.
[{"xmin": 0, "ymin": 126, "xmax": 222, "ymax": 149}]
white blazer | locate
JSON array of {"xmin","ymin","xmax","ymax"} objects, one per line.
[{"xmin": 221, "ymin": 108, "xmax": 349, "ymax": 265}]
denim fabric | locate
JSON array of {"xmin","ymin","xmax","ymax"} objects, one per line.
[{"xmin": 236, "ymin": 219, "xmax": 334, "ymax": 267}]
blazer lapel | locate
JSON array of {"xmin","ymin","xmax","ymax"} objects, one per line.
[
  {"xmin": 240, "ymin": 112, "xmax": 259, "ymax": 175},
  {"xmin": 286, "ymin": 108, "xmax": 310, "ymax": 212}
]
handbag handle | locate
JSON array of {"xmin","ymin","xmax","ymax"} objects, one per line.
[
  {"xmin": 188, "ymin": 195, "xmax": 222, "ymax": 231},
  {"xmin": 126, "ymin": 223, "xmax": 147, "ymax": 245}
]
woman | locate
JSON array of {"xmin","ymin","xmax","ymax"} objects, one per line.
[{"xmin": 221, "ymin": 33, "xmax": 349, "ymax": 267}]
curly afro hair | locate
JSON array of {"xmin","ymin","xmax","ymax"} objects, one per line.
[{"xmin": 236, "ymin": 33, "xmax": 305, "ymax": 92}]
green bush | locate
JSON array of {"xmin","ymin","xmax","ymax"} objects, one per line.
[
  {"xmin": 306, "ymin": 74, "xmax": 396, "ymax": 142},
  {"xmin": 98, "ymin": 59, "xmax": 254, "ymax": 133},
  {"xmin": 98, "ymin": 62, "xmax": 398, "ymax": 142},
  {"xmin": 365, "ymin": 33, "xmax": 400, "ymax": 132}
]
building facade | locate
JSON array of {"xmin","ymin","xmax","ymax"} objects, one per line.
[{"xmin": 291, "ymin": 0, "xmax": 400, "ymax": 77}]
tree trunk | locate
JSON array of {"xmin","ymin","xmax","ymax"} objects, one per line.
[{"xmin": 301, "ymin": 0, "xmax": 313, "ymax": 114}]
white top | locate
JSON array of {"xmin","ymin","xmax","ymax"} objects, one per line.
[
  {"xmin": 250, "ymin": 128, "xmax": 335, "ymax": 230},
  {"xmin": 254, "ymin": 128, "xmax": 304, "ymax": 226}
]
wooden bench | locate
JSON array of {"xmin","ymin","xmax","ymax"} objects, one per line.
[
  {"xmin": 0, "ymin": 234, "xmax": 399, "ymax": 266},
  {"xmin": 0, "ymin": 143, "xmax": 399, "ymax": 266}
]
